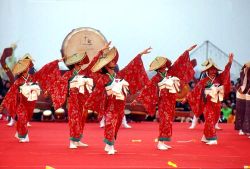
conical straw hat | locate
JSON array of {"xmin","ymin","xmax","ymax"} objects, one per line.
[{"xmin": 91, "ymin": 47, "xmax": 118, "ymax": 72}]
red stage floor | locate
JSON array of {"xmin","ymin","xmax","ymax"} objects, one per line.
[{"xmin": 0, "ymin": 121, "xmax": 250, "ymax": 169}]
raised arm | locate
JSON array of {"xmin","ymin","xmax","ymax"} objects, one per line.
[
  {"xmin": 168, "ymin": 45, "xmax": 197, "ymax": 83},
  {"xmin": 118, "ymin": 47, "xmax": 151, "ymax": 94}
]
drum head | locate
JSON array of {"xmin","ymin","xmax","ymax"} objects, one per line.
[{"xmin": 61, "ymin": 27, "xmax": 107, "ymax": 69}]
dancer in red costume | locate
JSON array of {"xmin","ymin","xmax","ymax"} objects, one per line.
[
  {"xmin": 185, "ymin": 53, "xmax": 233, "ymax": 145},
  {"xmin": 133, "ymin": 45, "xmax": 196, "ymax": 150},
  {"xmin": 48, "ymin": 43, "xmax": 110, "ymax": 149},
  {"xmin": 0, "ymin": 54, "xmax": 61, "ymax": 142},
  {"xmin": 85, "ymin": 42, "xmax": 151, "ymax": 154}
]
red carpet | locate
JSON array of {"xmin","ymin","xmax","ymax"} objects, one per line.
[{"xmin": 0, "ymin": 121, "xmax": 250, "ymax": 169}]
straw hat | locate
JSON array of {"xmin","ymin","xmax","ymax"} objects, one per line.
[
  {"xmin": 12, "ymin": 54, "xmax": 32, "ymax": 75},
  {"xmin": 149, "ymin": 56, "xmax": 170, "ymax": 71},
  {"xmin": 65, "ymin": 52, "xmax": 88, "ymax": 66},
  {"xmin": 21, "ymin": 53, "xmax": 34, "ymax": 61},
  {"xmin": 91, "ymin": 47, "xmax": 118, "ymax": 72},
  {"xmin": 201, "ymin": 58, "xmax": 221, "ymax": 72}
]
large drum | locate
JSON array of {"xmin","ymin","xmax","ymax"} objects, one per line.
[{"xmin": 61, "ymin": 27, "xmax": 108, "ymax": 69}]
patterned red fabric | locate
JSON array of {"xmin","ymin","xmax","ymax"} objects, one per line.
[
  {"xmin": 137, "ymin": 50, "xmax": 195, "ymax": 116},
  {"xmin": 104, "ymin": 96, "xmax": 125, "ymax": 144},
  {"xmin": 158, "ymin": 89, "xmax": 176, "ymax": 140},
  {"xmin": 203, "ymin": 100, "xmax": 221, "ymax": 139},
  {"xmin": 33, "ymin": 60, "xmax": 61, "ymax": 92},
  {"xmin": 1, "ymin": 60, "xmax": 61, "ymax": 138},
  {"xmin": 187, "ymin": 61, "xmax": 232, "ymax": 117},
  {"xmin": 136, "ymin": 75, "xmax": 160, "ymax": 116},
  {"xmin": 168, "ymin": 51, "xmax": 195, "ymax": 84},
  {"xmin": 85, "ymin": 54, "xmax": 148, "ymax": 145},
  {"xmin": 84, "ymin": 75, "xmax": 108, "ymax": 117},
  {"xmin": 187, "ymin": 61, "xmax": 232, "ymax": 140},
  {"xmin": 68, "ymin": 88, "xmax": 89, "ymax": 140},
  {"xmin": 118, "ymin": 54, "xmax": 149, "ymax": 94},
  {"xmin": 49, "ymin": 71, "xmax": 72, "ymax": 110},
  {"xmin": 49, "ymin": 51, "xmax": 103, "ymax": 110},
  {"xmin": 1, "ymin": 80, "xmax": 19, "ymax": 118},
  {"xmin": 186, "ymin": 77, "xmax": 207, "ymax": 117},
  {"xmin": 136, "ymin": 50, "xmax": 194, "ymax": 141},
  {"xmin": 48, "ymin": 66, "xmax": 92, "ymax": 141}
]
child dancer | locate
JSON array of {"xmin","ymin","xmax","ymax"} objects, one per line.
[
  {"xmin": 85, "ymin": 42, "xmax": 151, "ymax": 154},
  {"xmin": 134, "ymin": 45, "xmax": 196, "ymax": 150},
  {"xmin": 185, "ymin": 54, "xmax": 233, "ymax": 145},
  {"xmin": 0, "ymin": 54, "xmax": 61, "ymax": 142}
]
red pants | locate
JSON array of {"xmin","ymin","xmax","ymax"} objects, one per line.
[
  {"xmin": 203, "ymin": 100, "xmax": 221, "ymax": 140},
  {"xmin": 68, "ymin": 89, "xmax": 88, "ymax": 141},
  {"xmin": 158, "ymin": 90, "xmax": 176, "ymax": 141},
  {"xmin": 104, "ymin": 96, "xmax": 125, "ymax": 145},
  {"xmin": 16, "ymin": 95, "xmax": 36, "ymax": 138}
]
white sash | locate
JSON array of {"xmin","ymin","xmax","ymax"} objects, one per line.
[
  {"xmin": 105, "ymin": 79, "xmax": 129, "ymax": 100},
  {"xmin": 19, "ymin": 82, "xmax": 41, "ymax": 101},
  {"xmin": 158, "ymin": 76, "xmax": 180, "ymax": 95},
  {"xmin": 204, "ymin": 84, "xmax": 224, "ymax": 103},
  {"xmin": 69, "ymin": 75, "xmax": 93, "ymax": 94}
]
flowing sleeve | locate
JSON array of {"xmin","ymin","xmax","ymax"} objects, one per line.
[
  {"xmin": 118, "ymin": 54, "xmax": 149, "ymax": 94},
  {"xmin": 168, "ymin": 51, "xmax": 195, "ymax": 83},
  {"xmin": 1, "ymin": 79, "xmax": 21, "ymax": 118},
  {"xmin": 186, "ymin": 78, "xmax": 207, "ymax": 117},
  {"xmin": 48, "ymin": 71, "xmax": 71, "ymax": 110},
  {"xmin": 33, "ymin": 60, "xmax": 61, "ymax": 92},
  {"xmin": 135, "ymin": 75, "xmax": 159, "ymax": 116},
  {"xmin": 217, "ymin": 61, "xmax": 232, "ymax": 98},
  {"xmin": 83, "ymin": 51, "xmax": 103, "ymax": 83},
  {"xmin": 85, "ymin": 75, "xmax": 108, "ymax": 117}
]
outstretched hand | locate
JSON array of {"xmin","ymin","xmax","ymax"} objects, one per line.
[
  {"xmin": 229, "ymin": 53, "xmax": 234, "ymax": 63},
  {"xmin": 140, "ymin": 47, "xmax": 152, "ymax": 55},
  {"xmin": 187, "ymin": 44, "xmax": 197, "ymax": 52},
  {"xmin": 102, "ymin": 41, "xmax": 112, "ymax": 51}
]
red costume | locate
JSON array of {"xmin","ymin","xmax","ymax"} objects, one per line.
[
  {"xmin": 136, "ymin": 50, "xmax": 194, "ymax": 142},
  {"xmin": 85, "ymin": 52, "xmax": 148, "ymax": 146},
  {"xmin": 1, "ymin": 59, "xmax": 60, "ymax": 139},
  {"xmin": 187, "ymin": 61, "xmax": 231, "ymax": 141},
  {"xmin": 48, "ymin": 52, "xmax": 101, "ymax": 143}
]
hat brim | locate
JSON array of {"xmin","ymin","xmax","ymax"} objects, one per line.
[
  {"xmin": 65, "ymin": 53, "xmax": 88, "ymax": 66},
  {"xmin": 202, "ymin": 64, "xmax": 221, "ymax": 72},
  {"xmin": 91, "ymin": 47, "xmax": 117, "ymax": 73},
  {"xmin": 149, "ymin": 57, "xmax": 167, "ymax": 71},
  {"xmin": 12, "ymin": 58, "xmax": 32, "ymax": 76}
]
